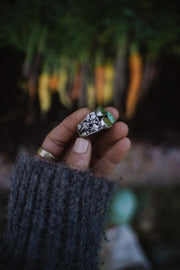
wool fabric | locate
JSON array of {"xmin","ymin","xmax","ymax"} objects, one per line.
[{"xmin": 0, "ymin": 154, "xmax": 116, "ymax": 270}]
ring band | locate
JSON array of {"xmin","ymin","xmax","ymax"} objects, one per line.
[
  {"xmin": 77, "ymin": 106, "xmax": 116, "ymax": 137},
  {"xmin": 37, "ymin": 147, "xmax": 57, "ymax": 161}
]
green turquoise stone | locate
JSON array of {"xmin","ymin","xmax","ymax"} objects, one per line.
[
  {"xmin": 107, "ymin": 111, "xmax": 115, "ymax": 123},
  {"xmin": 99, "ymin": 106, "xmax": 106, "ymax": 115},
  {"xmin": 102, "ymin": 117, "xmax": 113, "ymax": 128},
  {"xmin": 96, "ymin": 106, "xmax": 107, "ymax": 117}
]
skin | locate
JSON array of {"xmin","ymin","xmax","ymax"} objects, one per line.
[{"xmin": 41, "ymin": 107, "xmax": 131, "ymax": 178}]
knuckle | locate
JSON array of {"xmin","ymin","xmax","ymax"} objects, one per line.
[
  {"xmin": 47, "ymin": 134, "xmax": 64, "ymax": 148},
  {"xmin": 118, "ymin": 122, "xmax": 129, "ymax": 136}
]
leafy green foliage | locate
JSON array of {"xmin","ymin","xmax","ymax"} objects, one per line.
[{"xmin": 0, "ymin": 0, "xmax": 179, "ymax": 62}]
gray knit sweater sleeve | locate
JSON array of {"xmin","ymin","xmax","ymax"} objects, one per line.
[{"xmin": 1, "ymin": 154, "xmax": 116, "ymax": 270}]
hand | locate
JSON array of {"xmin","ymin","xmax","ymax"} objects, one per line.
[{"xmin": 41, "ymin": 107, "xmax": 131, "ymax": 178}]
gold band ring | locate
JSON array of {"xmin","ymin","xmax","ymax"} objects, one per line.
[{"xmin": 37, "ymin": 147, "xmax": 57, "ymax": 161}]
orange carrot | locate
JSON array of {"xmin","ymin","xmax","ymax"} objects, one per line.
[
  {"xmin": 95, "ymin": 65, "xmax": 105, "ymax": 106},
  {"xmin": 126, "ymin": 52, "xmax": 143, "ymax": 119},
  {"xmin": 49, "ymin": 75, "xmax": 59, "ymax": 93}
]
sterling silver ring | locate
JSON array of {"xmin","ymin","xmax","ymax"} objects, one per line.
[{"xmin": 77, "ymin": 106, "xmax": 116, "ymax": 137}]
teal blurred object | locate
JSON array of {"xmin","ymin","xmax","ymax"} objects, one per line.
[{"xmin": 108, "ymin": 189, "xmax": 138, "ymax": 225}]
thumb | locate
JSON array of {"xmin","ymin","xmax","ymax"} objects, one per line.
[{"xmin": 66, "ymin": 138, "xmax": 92, "ymax": 171}]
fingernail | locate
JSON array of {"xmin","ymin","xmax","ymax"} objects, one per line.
[{"xmin": 74, "ymin": 138, "xmax": 89, "ymax": 153}]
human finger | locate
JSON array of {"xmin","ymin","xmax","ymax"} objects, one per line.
[
  {"xmin": 42, "ymin": 108, "xmax": 90, "ymax": 156},
  {"xmin": 92, "ymin": 137, "xmax": 131, "ymax": 178},
  {"xmin": 92, "ymin": 121, "xmax": 129, "ymax": 161},
  {"xmin": 66, "ymin": 138, "xmax": 92, "ymax": 171},
  {"xmin": 105, "ymin": 106, "xmax": 119, "ymax": 121}
]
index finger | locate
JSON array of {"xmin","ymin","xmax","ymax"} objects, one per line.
[{"xmin": 42, "ymin": 108, "xmax": 90, "ymax": 156}]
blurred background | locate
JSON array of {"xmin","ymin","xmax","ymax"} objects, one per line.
[{"xmin": 0, "ymin": 0, "xmax": 180, "ymax": 269}]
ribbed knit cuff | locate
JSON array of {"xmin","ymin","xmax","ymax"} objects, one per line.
[{"xmin": 3, "ymin": 154, "xmax": 117, "ymax": 270}]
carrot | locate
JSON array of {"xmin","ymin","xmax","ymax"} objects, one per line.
[
  {"xmin": 126, "ymin": 47, "xmax": 143, "ymax": 119},
  {"xmin": 38, "ymin": 72, "xmax": 51, "ymax": 114},
  {"xmin": 25, "ymin": 76, "xmax": 38, "ymax": 124},
  {"xmin": 87, "ymin": 83, "xmax": 96, "ymax": 110},
  {"xmin": 49, "ymin": 75, "xmax": 59, "ymax": 93},
  {"xmin": 27, "ymin": 76, "xmax": 37, "ymax": 100},
  {"xmin": 95, "ymin": 65, "xmax": 105, "ymax": 106},
  {"xmin": 104, "ymin": 63, "xmax": 114, "ymax": 106}
]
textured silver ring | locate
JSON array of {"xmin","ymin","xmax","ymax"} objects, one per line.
[{"xmin": 77, "ymin": 106, "xmax": 116, "ymax": 137}]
